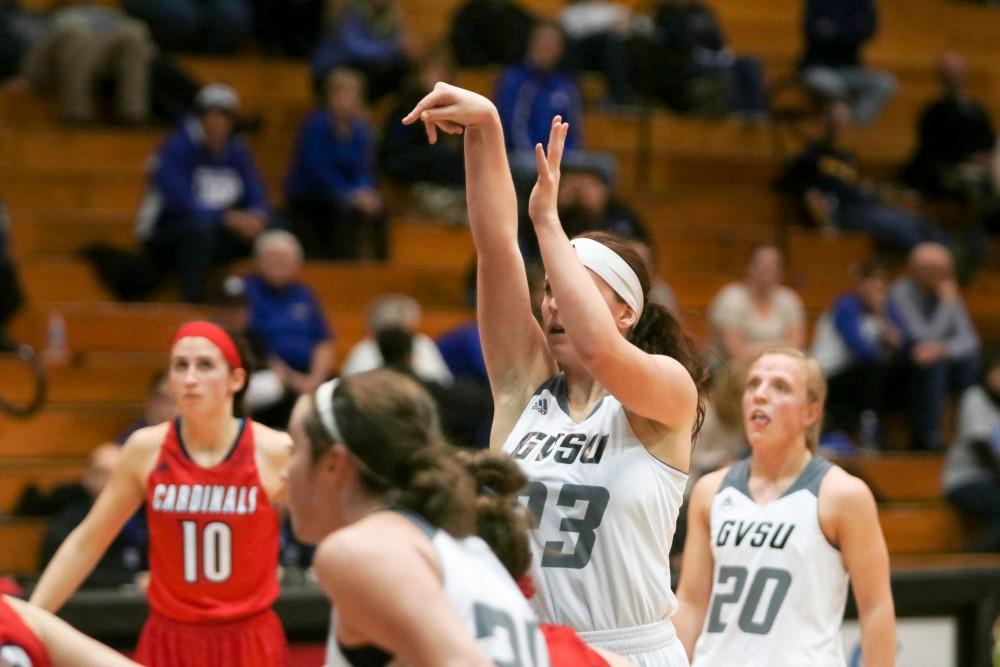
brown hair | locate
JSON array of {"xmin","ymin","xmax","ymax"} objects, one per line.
[
  {"xmin": 303, "ymin": 369, "xmax": 476, "ymax": 536},
  {"xmin": 575, "ymin": 231, "xmax": 708, "ymax": 439},
  {"xmin": 456, "ymin": 450, "xmax": 533, "ymax": 579},
  {"xmin": 748, "ymin": 347, "xmax": 827, "ymax": 451}
]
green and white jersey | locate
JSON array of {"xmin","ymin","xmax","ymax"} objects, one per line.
[
  {"xmin": 692, "ymin": 456, "xmax": 849, "ymax": 667},
  {"xmin": 502, "ymin": 374, "xmax": 689, "ymax": 633}
]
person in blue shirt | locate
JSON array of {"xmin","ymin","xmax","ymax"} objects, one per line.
[
  {"xmin": 811, "ymin": 258, "xmax": 904, "ymax": 447},
  {"xmin": 242, "ymin": 230, "xmax": 335, "ymax": 428},
  {"xmin": 136, "ymin": 83, "xmax": 270, "ymax": 303},
  {"xmin": 286, "ymin": 68, "xmax": 388, "ymax": 261}
]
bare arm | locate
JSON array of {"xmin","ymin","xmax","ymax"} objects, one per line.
[
  {"xmin": 822, "ymin": 471, "xmax": 896, "ymax": 667},
  {"xmin": 29, "ymin": 432, "xmax": 152, "ymax": 612},
  {"xmin": 7, "ymin": 596, "xmax": 140, "ymax": 667},
  {"xmin": 673, "ymin": 471, "xmax": 724, "ymax": 658},
  {"xmin": 403, "ymin": 84, "xmax": 554, "ymax": 447},
  {"xmin": 529, "ymin": 119, "xmax": 697, "ymax": 430},
  {"xmin": 314, "ymin": 519, "xmax": 493, "ymax": 667}
]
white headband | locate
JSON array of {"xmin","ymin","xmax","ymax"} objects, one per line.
[
  {"xmin": 314, "ymin": 379, "xmax": 344, "ymax": 443},
  {"xmin": 571, "ymin": 238, "xmax": 644, "ymax": 317}
]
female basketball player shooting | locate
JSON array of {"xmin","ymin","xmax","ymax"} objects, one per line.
[
  {"xmin": 674, "ymin": 349, "xmax": 896, "ymax": 666},
  {"xmin": 404, "ymin": 85, "xmax": 705, "ymax": 666},
  {"xmin": 31, "ymin": 322, "xmax": 291, "ymax": 667}
]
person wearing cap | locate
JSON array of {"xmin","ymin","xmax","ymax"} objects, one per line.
[
  {"xmin": 136, "ymin": 83, "xmax": 271, "ymax": 303},
  {"xmin": 404, "ymin": 86, "xmax": 706, "ymax": 666},
  {"xmin": 31, "ymin": 321, "xmax": 292, "ymax": 667}
]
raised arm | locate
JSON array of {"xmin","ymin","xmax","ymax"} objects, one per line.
[
  {"xmin": 404, "ymin": 84, "xmax": 553, "ymax": 447},
  {"xmin": 674, "ymin": 471, "xmax": 722, "ymax": 659},
  {"xmin": 529, "ymin": 118, "xmax": 697, "ymax": 431},
  {"xmin": 29, "ymin": 432, "xmax": 152, "ymax": 612}
]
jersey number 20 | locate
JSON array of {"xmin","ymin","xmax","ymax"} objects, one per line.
[
  {"xmin": 706, "ymin": 566, "xmax": 792, "ymax": 635},
  {"xmin": 182, "ymin": 521, "xmax": 232, "ymax": 583}
]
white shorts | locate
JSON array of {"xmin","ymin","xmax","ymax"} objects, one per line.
[{"xmin": 578, "ymin": 619, "xmax": 689, "ymax": 667}]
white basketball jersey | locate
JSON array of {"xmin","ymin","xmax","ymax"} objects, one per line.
[
  {"xmin": 692, "ymin": 456, "xmax": 849, "ymax": 667},
  {"xmin": 326, "ymin": 512, "xmax": 550, "ymax": 667},
  {"xmin": 502, "ymin": 374, "xmax": 689, "ymax": 632}
]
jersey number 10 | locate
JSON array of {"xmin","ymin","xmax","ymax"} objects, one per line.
[{"xmin": 182, "ymin": 521, "xmax": 233, "ymax": 583}]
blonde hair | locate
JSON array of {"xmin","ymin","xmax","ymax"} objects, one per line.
[{"xmin": 748, "ymin": 347, "xmax": 827, "ymax": 451}]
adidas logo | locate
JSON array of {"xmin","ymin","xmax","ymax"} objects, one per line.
[
  {"xmin": 720, "ymin": 496, "xmax": 734, "ymax": 509},
  {"xmin": 532, "ymin": 398, "xmax": 549, "ymax": 415}
]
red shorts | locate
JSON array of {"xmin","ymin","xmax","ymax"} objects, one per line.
[
  {"xmin": 135, "ymin": 608, "xmax": 288, "ymax": 667},
  {"xmin": 542, "ymin": 624, "xmax": 611, "ymax": 667}
]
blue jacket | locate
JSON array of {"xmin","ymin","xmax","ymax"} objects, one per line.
[
  {"xmin": 830, "ymin": 291, "xmax": 905, "ymax": 361},
  {"xmin": 136, "ymin": 117, "xmax": 268, "ymax": 240},
  {"xmin": 495, "ymin": 63, "xmax": 582, "ymax": 152},
  {"xmin": 244, "ymin": 275, "xmax": 332, "ymax": 373},
  {"xmin": 801, "ymin": 0, "xmax": 877, "ymax": 68},
  {"xmin": 285, "ymin": 111, "xmax": 376, "ymax": 205},
  {"xmin": 311, "ymin": 4, "xmax": 402, "ymax": 78}
]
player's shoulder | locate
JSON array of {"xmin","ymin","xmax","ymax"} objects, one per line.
[
  {"xmin": 316, "ymin": 513, "xmax": 431, "ymax": 576},
  {"xmin": 250, "ymin": 421, "xmax": 292, "ymax": 463},
  {"xmin": 689, "ymin": 466, "xmax": 731, "ymax": 515},
  {"xmin": 818, "ymin": 463, "xmax": 877, "ymax": 512},
  {"xmin": 122, "ymin": 422, "xmax": 170, "ymax": 457}
]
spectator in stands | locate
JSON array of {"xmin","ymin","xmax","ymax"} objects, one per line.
[
  {"xmin": 38, "ymin": 443, "xmax": 144, "ymax": 588},
  {"xmin": 119, "ymin": 371, "xmax": 175, "ymax": 443},
  {"xmin": 692, "ymin": 364, "xmax": 748, "ymax": 481},
  {"xmin": 889, "ymin": 242, "xmax": 981, "ymax": 450},
  {"xmin": 377, "ymin": 326, "xmax": 491, "ymax": 449},
  {"xmin": 777, "ymin": 102, "xmax": 946, "ymax": 251},
  {"xmin": 627, "ymin": 238, "xmax": 678, "ymax": 314},
  {"xmin": 811, "ymin": 258, "xmax": 903, "ymax": 446},
  {"xmin": 798, "ymin": 0, "xmax": 895, "ymax": 125},
  {"xmin": 340, "ymin": 294, "xmax": 452, "ymax": 384},
  {"xmin": 11, "ymin": 3, "xmax": 154, "ymax": 124},
  {"xmin": 252, "ymin": 0, "xmax": 325, "ymax": 57},
  {"xmin": 286, "ymin": 68, "xmax": 387, "ymax": 261},
  {"xmin": 495, "ymin": 21, "xmax": 615, "ymax": 186},
  {"xmin": 136, "ymin": 84, "xmax": 270, "ymax": 303},
  {"xmin": 942, "ymin": 348, "xmax": 1000, "ymax": 552},
  {"xmin": 902, "ymin": 52, "xmax": 999, "ymax": 231},
  {"xmin": 381, "ymin": 50, "xmax": 467, "ymax": 224},
  {"xmin": 651, "ymin": 0, "xmax": 768, "ymax": 119},
  {"xmin": 708, "ymin": 244, "xmax": 806, "ymax": 364},
  {"xmin": 123, "ymin": 0, "xmax": 251, "ymax": 54},
  {"xmin": 242, "ymin": 230, "xmax": 335, "ymax": 428},
  {"xmin": 311, "ymin": 0, "xmax": 412, "ymax": 101},
  {"xmin": 559, "ymin": 0, "xmax": 638, "ymax": 106},
  {"xmin": 557, "ymin": 163, "xmax": 650, "ymax": 241},
  {"xmin": 448, "ymin": 0, "xmax": 536, "ymax": 68}
]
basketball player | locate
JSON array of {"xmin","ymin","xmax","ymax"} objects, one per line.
[
  {"xmin": 30, "ymin": 322, "xmax": 291, "ymax": 667},
  {"xmin": 404, "ymin": 86, "xmax": 705, "ymax": 666},
  {"xmin": 285, "ymin": 370, "xmax": 550, "ymax": 666},
  {"xmin": 1, "ymin": 595, "xmax": 138, "ymax": 667},
  {"xmin": 674, "ymin": 349, "xmax": 896, "ymax": 666}
]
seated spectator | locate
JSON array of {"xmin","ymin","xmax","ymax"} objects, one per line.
[
  {"xmin": 889, "ymin": 242, "xmax": 981, "ymax": 450},
  {"xmin": 135, "ymin": 84, "xmax": 270, "ymax": 303},
  {"xmin": 11, "ymin": 3, "xmax": 154, "ymax": 124},
  {"xmin": 380, "ymin": 49, "xmax": 467, "ymax": 223},
  {"xmin": 692, "ymin": 363, "xmax": 749, "ymax": 483},
  {"xmin": 811, "ymin": 258, "xmax": 903, "ymax": 446},
  {"xmin": 559, "ymin": 0, "xmax": 637, "ymax": 106},
  {"xmin": 123, "ymin": 0, "xmax": 251, "ymax": 54},
  {"xmin": 449, "ymin": 0, "xmax": 536, "ymax": 67},
  {"xmin": 495, "ymin": 21, "xmax": 615, "ymax": 186},
  {"xmin": 708, "ymin": 244, "xmax": 806, "ymax": 364},
  {"xmin": 798, "ymin": 0, "xmax": 895, "ymax": 126},
  {"xmin": 777, "ymin": 102, "xmax": 946, "ymax": 251},
  {"xmin": 252, "ymin": 0, "xmax": 325, "ymax": 58},
  {"xmin": 377, "ymin": 326, "xmax": 491, "ymax": 449},
  {"xmin": 340, "ymin": 294, "xmax": 452, "ymax": 384},
  {"xmin": 558, "ymin": 164, "xmax": 650, "ymax": 241},
  {"xmin": 242, "ymin": 231, "xmax": 335, "ymax": 428},
  {"xmin": 286, "ymin": 68, "xmax": 388, "ymax": 261},
  {"xmin": 626, "ymin": 237, "xmax": 678, "ymax": 314},
  {"xmin": 36, "ymin": 444, "xmax": 144, "ymax": 587},
  {"xmin": 942, "ymin": 348, "xmax": 1000, "ymax": 552},
  {"xmin": 651, "ymin": 0, "xmax": 768, "ymax": 119},
  {"xmin": 311, "ymin": 0, "xmax": 412, "ymax": 101},
  {"xmin": 119, "ymin": 371, "xmax": 176, "ymax": 442}
]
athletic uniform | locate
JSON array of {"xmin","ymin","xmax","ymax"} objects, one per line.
[
  {"xmin": 136, "ymin": 418, "xmax": 287, "ymax": 667},
  {"xmin": 502, "ymin": 375, "xmax": 689, "ymax": 666},
  {"xmin": 692, "ymin": 456, "xmax": 849, "ymax": 667},
  {"xmin": 0, "ymin": 597, "xmax": 51, "ymax": 667},
  {"xmin": 326, "ymin": 511, "xmax": 550, "ymax": 667}
]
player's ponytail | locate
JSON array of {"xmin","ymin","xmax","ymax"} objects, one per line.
[
  {"xmin": 456, "ymin": 450, "xmax": 532, "ymax": 579},
  {"xmin": 575, "ymin": 231, "xmax": 708, "ymax": 439}
]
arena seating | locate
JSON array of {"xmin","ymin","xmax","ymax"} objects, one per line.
[{"xmin": 2, "ymin": 0, "xmax": 1000, "ymax": 577}]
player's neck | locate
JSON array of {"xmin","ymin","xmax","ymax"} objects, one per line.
[
  {"xmin": 562, "ymin": 366, "xmax": 605, "ymax": 414},
  {"xmin": 750, "ymin": 444, "xmax": 812, "ymax": 487},
  {"xmin": 179, "ymin": 411, "xmax": 239, "ymax": 454}
]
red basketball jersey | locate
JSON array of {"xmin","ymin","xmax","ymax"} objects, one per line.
[
  {"xmin": 146, "ymin": 419, "xmax": 280, "ymax": 623},
  {"xmin": 0, "ymin": 597, "xmax": 52, "ymax": 667}
]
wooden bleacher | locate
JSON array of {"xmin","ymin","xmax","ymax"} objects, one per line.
[{"xmin": 2, "ymin": 0, "xmax": 1000, "ymax": 579}]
